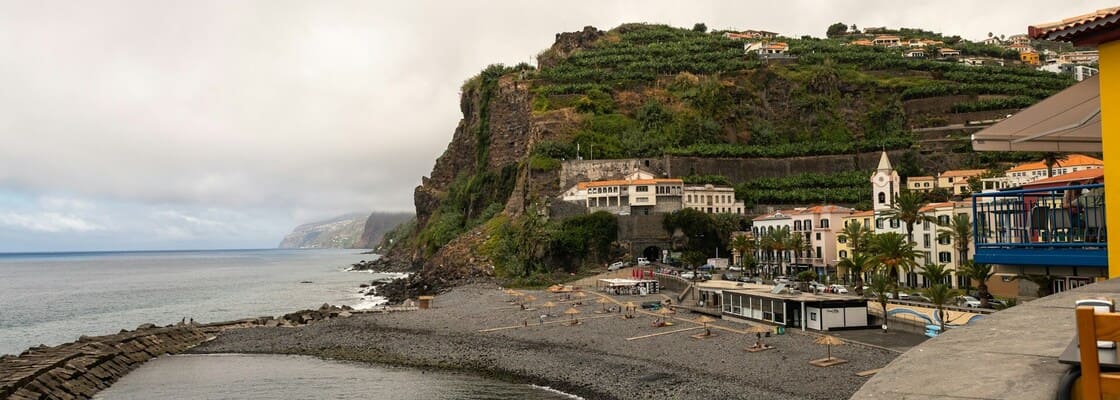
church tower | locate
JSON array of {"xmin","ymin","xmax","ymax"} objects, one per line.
[{"xmin": 871, "ymin": 151, "xmax": 900, "ymax": 213}]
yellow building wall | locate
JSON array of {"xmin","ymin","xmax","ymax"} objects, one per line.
[{"xmin": 1103, "ymin": 40, "xmax": 1120, "ymax": 278}]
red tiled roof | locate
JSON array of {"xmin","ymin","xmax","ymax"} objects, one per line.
[
  {"xmin": 1023, "ymin": 168, "xmax": 1105, "ymax": 187},
  {"xmin": 1029, "ymin": 6, "xmax": 1120, "ymax": 44},
  {"xmin": 1007, "ymin": 154, "xmax": 1103, "ymax": 172},
  {"xmin": 578, "ymin": 178, "xmax": 682, "ymax": 189},
  {"xmin": 940, "ymin": 169, "xmax": 986, "ymax": 178},
  {"xmin": 849, "ymin": 210, "xmax": 875, "ymax": 217}
]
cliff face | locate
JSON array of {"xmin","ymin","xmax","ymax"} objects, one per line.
[
  {"xmin": 278, "ymin": 213, "xmax": 368, "ymax": 249},
  {"xmin": 356, "ymin": 212, "xmax": 415, "ymax": 249}
]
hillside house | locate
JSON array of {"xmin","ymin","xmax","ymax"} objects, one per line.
[
  {"xmin": 1020, "ymin": 50, "xmax": 1041, "ymax": 66},
  {"xmin": 938, "ymin": 169, "xmax": 987, "ymax": 195},
  {"xmin": 907, "ymin": 176, "xmax": 936, "ymax": 192},
  {"xmin": 939, "ymin": 47, "xmax": 961, "ymax": 57},
  {"xmin": 849, "ymin": 39, "xmax": 874, "ymax": 46},
  {"xmin": 981, "ymin": 37, "xmax": 1004, "ymax": 46},
  {"xmin": 724, "ymin": 30, "xmax": 777, "ymax": 40},
  {"xmin": 872, "ymin": 35, "xmax": 902, "ymax": 46},
  {"xmin": 1058, "ymin": 50, "xmax": 1100, "ymax": 64},
  {"xmin": 904, "ymin": 48, "xmax": 926, "ymax": 58}
]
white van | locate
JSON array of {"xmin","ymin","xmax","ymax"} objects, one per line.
[{"xmin": 637, "ymin": 257, "xmax": 651, "ymax": 265}]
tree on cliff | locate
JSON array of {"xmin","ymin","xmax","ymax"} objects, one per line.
[
  {"xmin": 827, "ymin": 22, "xmax": 848, "ymax": 38},
  {"xmin": 692, "ymin": 23, "xmax": 707, "ymax": 33}
]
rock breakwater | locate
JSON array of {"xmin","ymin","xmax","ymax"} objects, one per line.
[{"xmin": 0, "ymin": 325, "xmax": 208, "ymax": 400}]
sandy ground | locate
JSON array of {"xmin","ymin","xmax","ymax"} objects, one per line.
[{"xmin": 193, "ymin": 284, "xmax": 900, "ymax": 399}]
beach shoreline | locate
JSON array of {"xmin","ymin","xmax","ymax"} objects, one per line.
[{"xmin": 191, "ymin": 284, "xmax": 901, "ymax": 400}]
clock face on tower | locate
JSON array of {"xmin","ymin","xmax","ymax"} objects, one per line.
[{"xmin": 877, "ymin": 176, "xmax": 884, "ymax": 183}]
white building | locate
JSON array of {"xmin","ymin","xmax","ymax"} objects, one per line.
[
  {"xmin": 982, "ymin": 154, "xmax": 1104, "ymax": 191},
  {"xmin": 561, "ymin": 170, "xmax": 683, "ymax": 215},
  {"xmin": 683, "ymin": 184, "xmax": 745, "ymax": 214}
]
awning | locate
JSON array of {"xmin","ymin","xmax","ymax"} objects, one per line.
[{"xmin": 971, "ymin": 75, "xmax": 1101, "ymax": 152}]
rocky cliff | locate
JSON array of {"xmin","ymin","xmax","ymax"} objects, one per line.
[
  {"xmin": 355, "ymin": 212, "xmax": 415, "ymax": 249},
  {"xmin": 278, "ymin": 212, "xmax": 369, "ymax": 249},
  {"xmin": 386, "ymin": 23, "xmax": 1071, "ymax": 288}
]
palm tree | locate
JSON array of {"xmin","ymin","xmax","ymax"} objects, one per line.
[
  {"xmin": 838, "ymin": 220, "xmax": 872, "ymax": 255},
  {"xmin": 959, "ymin": 261, "xmax": 994, "ymax": 308},
  {"xmin": 1041, "ymin": 152, "xmax": 1067, "ymax": 178},
  {"xmin": 920, "ymin": 263, "xmax": 951, "ymax": 288},
  {"xmin": 730, "ymin": 233, "xmax": 755, "ymax": 272},
  {"xmin": 787, "ymin": 232, "xmax": 811, "ymax": 274},
  {"xmin": 925, "ymin": 283, "xmax": 957, "ymax": 333},
  {"xmin": 763, "ymin": 227, "xmax": 793, "ymax": 277},
  {"xmin": 868, "ymin": 273, "xmax": 893, "ymax": 331},
  {"xmin": 836, "ymin": 252, "xmax": 874, "ymax": 295},
  {"xmin": 881, "ymin": 189, "xmax": 935, "ymax": 245},
  {"xmin": 868, "ymin": 232, "xmax": 922, "ymax": 299},
  {"xmin": 938, "ymin": 213, "xmax": 972, "ymax": 267}
]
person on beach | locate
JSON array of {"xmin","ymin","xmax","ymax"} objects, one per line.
[{"xmin": 539, "ymin": 314, "xmax": 545, "ymax": 325}]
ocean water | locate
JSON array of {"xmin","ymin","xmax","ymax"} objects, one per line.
[
  {"xmin": 0, "ymin": 249, "xmax": 391, "ymax": 356},
  {"xmin": 94, "ymin": 354, "xmax": 577, "ymax": 400}
]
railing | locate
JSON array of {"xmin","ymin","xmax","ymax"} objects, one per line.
[{"xmin": 971, "ymin": 183, "xmax": 1106, "ymax": 267}]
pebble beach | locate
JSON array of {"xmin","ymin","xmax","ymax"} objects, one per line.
[{"xmin": 193, "ymin": 284, "xmax": 902, "ymax": 400}]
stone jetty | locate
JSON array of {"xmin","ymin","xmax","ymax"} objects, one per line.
[{"xmin": 0, "ymin": 324, "xmax": 209, "ymax": 400}]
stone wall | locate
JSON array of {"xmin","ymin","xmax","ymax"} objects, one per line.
[
  {"xmin": 667, "ymin": 151, "xmax": 903, "ymax": 182},
  {"xmin": 0, "ymin": 325, "xmax": 209, "ymax": 400},
  {"xmin": 559, "ymin": 158, "xmax": 670, "ymax": 191}
]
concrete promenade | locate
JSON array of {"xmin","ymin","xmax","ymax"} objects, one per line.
[{"xmin": 853, "ymin": 278, "xmax": 1120, "ymax": 399}]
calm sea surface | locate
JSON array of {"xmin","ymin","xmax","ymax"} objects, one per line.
[
  {"xmin": 1, "ymin": 249, "xmax": 574, "ymax": 398},
  {"xmin": 94, "ymin": 354, "xmax": 576, "ymax": 400},
  {"xmin": 0, "ymin": 249, "xmax": 385, "ymax": 355}
]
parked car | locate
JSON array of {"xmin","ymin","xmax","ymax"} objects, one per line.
[
  {"xmin": 728, "ymin": 266, "xmax": 742, "ymax": 272},
  {"xmin": 956, "ymin": 295, "xmax": 982, "ymax": 308},
  {"xmin": 680, "ymin": 271, "xmax": 696, "ymax": 280},
  {"xmin": 908, "ymin": 293, "xmax": 932, "ymax": 303},
  {"xmin": 700, "ymin": 272, "xmax": 713, "ymax": 281},
  {"xmin": 640, "ymin": 301, "xmax": 662, "ymax": 310},
  {"xmin": 607, "ymin": 261, "xmax": 626, "ymax": 271},
  {"xmin": 637, "ymin": 257, "xmax": 651, "ymax": 265},
  {"xmin": 738, "ymin": 275, "xmax": 754, "ymax": 283},
  {"xmin": 828, "ymin": 285, "xmax": 849, "ymax": 294}
]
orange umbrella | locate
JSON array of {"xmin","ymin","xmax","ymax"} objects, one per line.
[{"xmin": 813, "ymin": 335, "xmax": 845, "ymax": 360}]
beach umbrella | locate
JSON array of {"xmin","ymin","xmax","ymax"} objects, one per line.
[
  {"xmin": 813, "ymin": 335, "xmax": 845, "ymax": 361},
  {"xmin": 694, "ymin": 315, "xmax": 716, "ymax": 328},
  {"xmin": 656, "ymin": 306, "xmax": 676, "ymax": 319},
  {"xmin": 523, "ymin": 295, "xmax": 537, "ymax": 308},
  {"xmin": 745, "ymin": 325, "xmax": 772, "ymax": 347},
  {"xmin": 563, "ymin": 306, "xmax": 581, "ymax": 325},
  {"xmin": 504, "ymin": 289, "xmax": 519, "ymax": 302},
  {"xmin": 624, "ymin": 301, "xmax": 636, "ymax": 318},
  {"xmin": 542, "ymin": 301, "xmax": 556, "ymax": 315},
  {"xmin": 596, "ymin": 297, "xmax": 612, "ymax": 312}
]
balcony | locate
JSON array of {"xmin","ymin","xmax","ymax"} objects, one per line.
[{"xmin": 971, "ymin": 183, "xmax": 1106, "ymax": 267}]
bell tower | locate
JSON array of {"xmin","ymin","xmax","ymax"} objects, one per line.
[{"xmin": 871, "ymin": 151, "xmax": 900, "ymax": 213}]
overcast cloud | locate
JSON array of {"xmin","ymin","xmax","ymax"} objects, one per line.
[{"xmin": 0, "ymin": 0, "xmax": 1111, "ymax": 252}]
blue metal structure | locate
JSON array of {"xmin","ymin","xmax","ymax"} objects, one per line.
[{"xmin": 971, "ymin": 184, "xmax": 1106, "ymax": 267}]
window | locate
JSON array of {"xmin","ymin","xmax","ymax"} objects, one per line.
[
  {"xmin": 923, "ymin": 234, "xmax": 930, "ymax": 248},
  {"xmin": 839, "ymin": 250, "xmax": 848, "ymax": 259},
  {"xmin": 876, "ymin": 218, "xmax": 884, "ymax": 229},
  {"xmin": 805, "ymin": 220, "xmax": 812, "ymax": 230},
  {"xmin": 838, "ymin": 236, "xmax": 847, "ymax": 244},
  {"xmin": 923, "ymin": 220, "xmax": 930, "ymax": 230},
  {"xmin": 938, "ymin": 252, "xmax": 951, "ymax": 263},
  {"xmin": 795, "ymin": 221, "xmax": 802, "ymax": 230},
  {"xmin": 878, "ymin": 192, "xmax": 886, "ymax": 203},
  {"xmin": 815, "ymin": 247, "xmax": 822, "ymax": 259},
  {"xmin": 636, "ymin": 186, "xmax": 649, "ymax": 192},
  {"xmin": 938, "ymin": 235, "xmax": 950, "ymax": 245},
  {"xmin": 938, "ymin": 215, "xmax": 950, "ymax": 225},
  {"xmin": 821, "ymin": 219, "xmax": 829, "ymax": 228},
  {"xmin": 815, "ymin": 232, "xmax": 821, "ymax": 241},
  {"xmin": 924, "ymin": 182, "xmax": 930, "ymax": 188},
  {"xmin": 890, "ymin": 219, "xmax": 900, "ymax": 228}
]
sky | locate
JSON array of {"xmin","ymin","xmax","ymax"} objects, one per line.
[{"xmin": 0, "ymin": 0, "xmax": 1112, "ymax": 252}]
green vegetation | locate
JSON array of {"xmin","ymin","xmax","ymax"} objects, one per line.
[
  {"xmin": 734, "ymin": 171, "xmax": 869, "ymax": 205},
  {"xmin": 376, "ymin": 217, "xmax": 417, "ymax": 253},
  {"xmin": 488, "ymin": 209, "xmax": 619, "ymax": 286}
]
